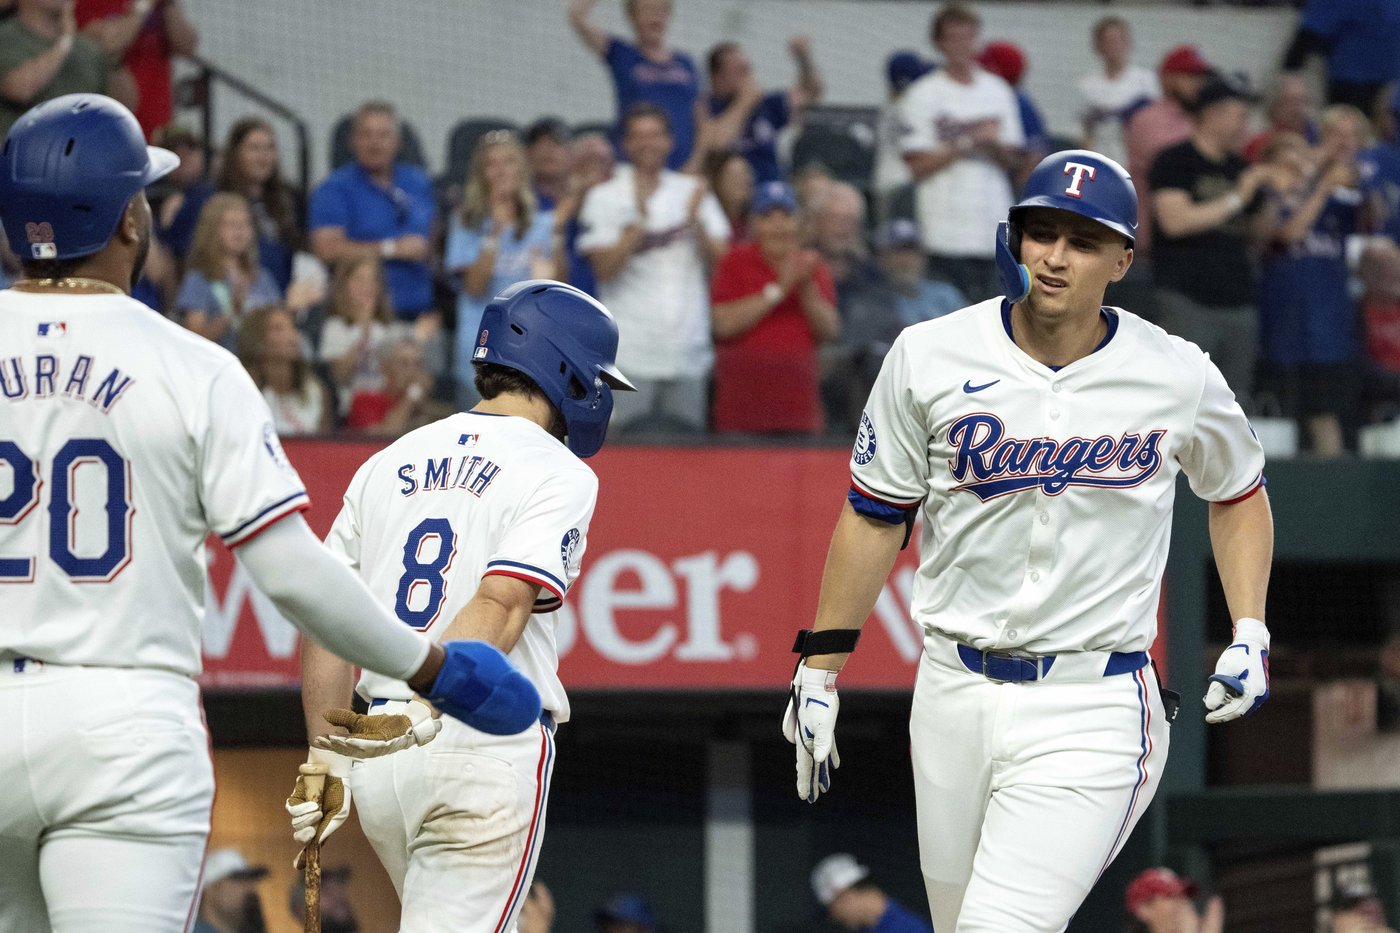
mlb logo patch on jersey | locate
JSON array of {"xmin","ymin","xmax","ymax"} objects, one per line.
[
  {"xmin": 458, "ymin": 433, "xmax": 480, "ymax": 447},
  {"xmin": 36, "ymin": 321, "xmax": 67, "ymax": 337}
]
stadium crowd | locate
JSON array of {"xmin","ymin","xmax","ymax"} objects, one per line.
[{"xmin": 3, "ymin": 0, "xmax": 1400, "ymax": 454}]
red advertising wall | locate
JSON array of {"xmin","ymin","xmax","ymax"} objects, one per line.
[{"xmin": 201, "ymin": 439, "xmax": 1167, "ymax": 691}]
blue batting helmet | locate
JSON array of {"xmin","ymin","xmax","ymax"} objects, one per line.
[
  {"xmin": 995, "ymin": 149, "xmax": 1137, "ymax": 303},
  {"xmin": 0, "ymin": 94, "xmax": 178, "ymax": 262},
  {"xmin": 473, "ymin": 280, "xmax": 636, "ymax": 458}
]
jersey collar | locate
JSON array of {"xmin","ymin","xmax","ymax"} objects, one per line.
[{"xmin": 1000, "ymin": 299, "xmax": 1119, "ymax": 373}]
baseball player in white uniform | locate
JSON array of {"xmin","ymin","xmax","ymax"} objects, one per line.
[
  {"xmin": 0, "ymin": 95, "xmax": 542, "ymax": 933},
  {"xmin": 287, "ymin": 280, "xmax": 634, "ymax": 933},
  {"xmin": 784, "ymin": 150, "xmax": 1274, "ymax": 932}
]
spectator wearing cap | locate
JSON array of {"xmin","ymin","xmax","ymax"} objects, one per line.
[
  {"xmin": 594, "ymin": 893, "xmax": 657, "ymax": 933},
  {"xmin": 191, "ymin": 848, "xmax": 269, "ymax": 933},
  {"xmin": 1125, "ymin": 44, "xmax": 1213, "ymax": 258},
  {"xmin": 1244, "ymin": 74, "xmax": 1319, "ymax": 164},
  {"xmin": 702, "ymin": 34, "xmax": 824, "ymax": 184},
  {"xmin": 1284, "ymin": 0, "xmax": 1400, "ymax": 116},
  {"xmin": 1077, "ymin": 16, "xmax": 1160, "ymax": 170},
  {"xmin": 76, "ymin": 0, "xmax": 198, "ymax": 139},
  {"xmin": 810, "ymin": 854, "xmax": 933, "ymax": 933},
  {"xmin": 1150, "ymin": 74, "xmax": 1280, "ymax": 405},
  {"xmin": 873, "ymin": 50, "xmax": 934, "ymax": 222},
  {"xmin": 1124, "ymin": 867, "xmax": 1222, "ymax": 933},
  {"xmin": 900, "ymin": 2, "xmax": 1024, "ymax": 303},
  {"xmin": 526, "ymin": 117, "xmax": 572, "ymax": 211},
  {"xmin": 975, "ymin": 40, "xmax": 1048, "ymax": 188},
  {"xmin": 569, "ymin": 0, "xmax": 701, "ymax": 172},
  {"xmin": 579, "ymin": 102, "xmax": 728, "ymax": 433},
  {"xmin": 710, "ymin": 180, "xmax": 837, "ymax": 435},
  {"xmin": 309, "ymin": 101, "xmax": 438, "ymax": 325},
  {"xmin": 876, "ymin": 217, "xmax": 966, "ymax": 326},
  {"xmin": 288, "ymin": 865, "xmax": 359, "ymax": 933}
]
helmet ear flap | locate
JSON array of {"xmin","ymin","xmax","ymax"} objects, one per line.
[{"xmin": 995, "ymin": 220, "xmax": 1030, "ymax": 304}]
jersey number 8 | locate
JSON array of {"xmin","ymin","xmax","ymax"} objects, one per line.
[
  {"xmin": 394, "ymin": 517, "xmax": 457, "ymax": 630},
  {"xmin": 0, "ymin": 438, "xmax": 133, "ymax": 582}
]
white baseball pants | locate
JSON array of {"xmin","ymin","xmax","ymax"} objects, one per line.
[
  {"xmin": 0, "ymin": 663, "xmax": 213, "ymax": 933},
  {"xmin": 350, "ymin": 700, "xmax": 556, "ymax": 933},
  {"xmin": 911, "ymin": 641, "xmax": 1171, "ymax": 933}
]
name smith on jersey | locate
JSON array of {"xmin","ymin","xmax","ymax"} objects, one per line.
[{"xmin": 397, "ymin": 454, "xmax": 502, "ymax": 498}]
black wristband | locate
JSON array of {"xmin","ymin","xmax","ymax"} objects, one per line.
[{"xmin": 792, "ymin": 628, "xmax": 861, "ymax": 658}]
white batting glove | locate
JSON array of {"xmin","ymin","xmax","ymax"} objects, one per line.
[
  {"xmin": 1203, "ymin": 617, "xmax": 1271, "ymax": 724},
  {"xmin": 782, "ymin": 663, "xmax": 841, "ymax": 803},
  {"xmin": 285, "ymin": 747, "xmax": 352, "ymax": 869},
  {"xmin": 311, "ymin": 700, "xmax": 441, "ymax": 759}
]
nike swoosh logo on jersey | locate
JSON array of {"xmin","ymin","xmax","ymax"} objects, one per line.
[{"xmin": 963, "ymin": 379, "xmax": 1000, "ymax": 393}]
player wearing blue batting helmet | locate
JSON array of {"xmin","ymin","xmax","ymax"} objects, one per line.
[
  {"xmin": 472, "ymin": 279, "xmax": 636, "ymax": 458},
  {"xmin": 0, "ymin": 94, "xmax": 177, "ymax": 263},
  {"xmin": 995, "ymin": 149, "xmax": 1137, "ymax": 304}
]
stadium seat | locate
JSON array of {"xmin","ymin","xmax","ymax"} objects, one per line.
[
  {"xmin": 442, "ymin": 117, "xmax": 518, "ymax": 186},
  {"xmin": 791, "ymin": 123, "xmax": 875, "ymax": 189},
  {"xmin": 328, "ymin": 113, "xmax": 429, "ymax": 170}
]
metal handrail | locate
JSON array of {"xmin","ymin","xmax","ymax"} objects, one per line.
[{"xmin": 180, "ymin": 55, "xmax": 311, "ymax": 198}]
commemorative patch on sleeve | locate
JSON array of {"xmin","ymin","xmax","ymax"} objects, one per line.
[{"xmin": 854, "ymin": 411, "xmax": 877, "ymax": 465}]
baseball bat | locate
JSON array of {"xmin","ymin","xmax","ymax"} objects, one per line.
[{"xmin": 299, "ymin": 762, "xmax": 329, "ymax": 933}]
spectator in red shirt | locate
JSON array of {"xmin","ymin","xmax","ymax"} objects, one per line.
[
  {"xmin": 344, "ymin": 336, "xmax": 450, "ymax": 437},
  {"xmin": 77, "ymin": 0, "xmax": 197, "ymax": 138},
  {"xmin": 710, "ymin": 180, "xmax": 839, "ymax": 435}
]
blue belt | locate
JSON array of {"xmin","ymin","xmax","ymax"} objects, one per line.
[
  {"xmin": 956, "ymin": 644, "xmax": 1148, "ymax": 683},
  {"xmin": 368, "ymin": 697, "xmax": 556, "ymax": 733}
]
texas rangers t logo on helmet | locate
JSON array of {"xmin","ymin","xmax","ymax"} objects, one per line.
[{"xmin": 1062, "ymin": 162, "xmax": 1098, "ymax": 199}]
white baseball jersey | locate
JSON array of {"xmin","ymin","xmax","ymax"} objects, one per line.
[
  {"xmin": 0, "ymin": 291, "xmax": 308, "ymax": 675},
  {"xmin": 851, "ymin": 298, "xmax": 1264, "ymax": 655},
  {"xmin": 328, "ymin": 411, "xmax": 598, "ymax": 722}
]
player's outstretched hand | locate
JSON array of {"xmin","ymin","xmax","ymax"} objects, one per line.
[
  {"xmin": 311, "ymin": 701, "xmax": 442, "ymax": 759},
  {"xmin": 421, "ymin": 640, "xmax": 543, "ymax": 735},
  {"xmin": 285, "ymin": 748, "xmax": 352, "ymax": 869},
  {"xmin": 1203, "ymin": 617, "xmax": 1270, "ymax": 724},
  {"xmin": 782, "ymin": 663, "xmax": 841, "ymax": 803}
]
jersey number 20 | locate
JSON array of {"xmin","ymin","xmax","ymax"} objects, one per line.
[
  {"xmin": 394, "ymin": 517, "xmax": 456, "ymax": 630},
  {"xmin": 0, "ymin": 438, "xmax": 132, "ymax": 582}
]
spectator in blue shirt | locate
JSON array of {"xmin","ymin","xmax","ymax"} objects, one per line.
[
  {"xmin": 569, "ymin": 0, "xmax": 701, "ymax": 172},
  {"xmin": 445, "ymin": 130, "xmax": 556, "ymax": 405},
  {"xmin": 811, "ymin": 854, "xmax": 933, "ymax": 933},
  {"xmin": 702, "ymin": 35, "xmax": 824, "ymax": 184},
  {"xmin": 176, "ymin": 192, "xmax": 285, "ymax": 351},
  {"xmin": 309, "ymin": 101, "xmax": 437, "ymax": 325},
  {"xmin": 1284, "ymin": 0, "xmax": 1400, "ymax": 115},
  {"xmin": 877, "ymin": 218, "xmax": 966, "ymax": 326}
]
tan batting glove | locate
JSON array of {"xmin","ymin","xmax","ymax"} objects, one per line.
[
  {"xmin": 311, "ymin": 700, "xmax": 441, "ymax": 759},
  {"xmin": 285, "ymin": 747, "xmax": 351, "ymax": 870}
]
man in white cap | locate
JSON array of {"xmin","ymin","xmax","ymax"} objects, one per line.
[
  {"xmin": 810, "ymin": 853, "xmax": 932, "ymax": 933},
  {"xmin": 192, "ymin": 848, "xmax": 269, "ymax": 933}
]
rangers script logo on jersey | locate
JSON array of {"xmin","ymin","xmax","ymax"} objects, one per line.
[{"xmin": 947, "ymin": 413, "xmax": 1166, "ymax": 501}]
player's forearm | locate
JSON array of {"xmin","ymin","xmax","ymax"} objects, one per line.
[
  {"xmin": 1208, "ymin": 488, "xmax": 1273, "ymax": 625},
  {"xmin": 300, "ymin": 636, "xmax": 355, "ymax": 741},
  {"xmin": 806, "ymin": 503, "xmax": 905, "ymax": 671},
  {"xmin": 237, "ymin": 515, "xmax": 431, "ymax": 682},
  {"xmin": 440, "ymin": 576, "xmax": 537, "ymax": 654}
]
